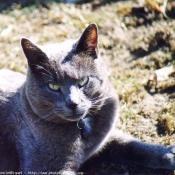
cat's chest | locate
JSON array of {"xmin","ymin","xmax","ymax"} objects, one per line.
[
  {"xmin": 18, "ymin": 115, "xmax": 93, "ymax": 146},
  {"xmin": 16, "ymin": 122, "xmax": 84, "ymax": 169},
  {"xmin": 18, "ymin": 121, "xmax": 82, "ymax": 147}
]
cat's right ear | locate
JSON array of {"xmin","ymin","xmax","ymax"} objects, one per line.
[
  {"xmin": 76, "ymin": 23, "xmax": 98, "ymax": 59},
  {"xmin": 21, "ymin": 38, "xmax": 49, "ymax": 73}
]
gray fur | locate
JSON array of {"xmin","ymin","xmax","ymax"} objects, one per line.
[{"xmin": 0, "ymin": 23, "xmax": 175, "ymax": 174}]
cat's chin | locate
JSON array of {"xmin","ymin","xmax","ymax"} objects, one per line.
[
  {"xmin": 44, "ymin": 114, "xmax": 84, "ymax": 123},
  {"xmin": 64, "ymin": 114, "xmax": 85, "ymax": 122},
  {"xmin": 51, "ymin": 111, "xmax": 86, "ymax": 123}
]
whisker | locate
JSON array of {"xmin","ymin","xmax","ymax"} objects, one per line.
[
  {"xmin": 36, "ymin": 65, "xmax": 53, "ymax": 76},
  {"xmin": 31, "ymin": 108, "xmax": 54, "ymax": 125},
  {"xmin": 91, "ymin": 96, "xmax": 112, "ymax": 104},
  {"xmin": 31, "ymin": 116, "xmax": 42, "ymax": 125},
  {"xmin": 88, "ymin": 110, "xmax": 95, "ymax": 115},
  {"xmin": 40, "ymin": 72, "xmax": 53, "ymax": 79},
  {"xmin": 34, "ymin": 114, "xmax": 55, "ymax": 130},
  {"xmin": 88, "ymin": 95, "xmax": 112, "ymax": 116},
  {"xmin": 90, "ymin": 93, "xmax": 104, "ymax": 101}
]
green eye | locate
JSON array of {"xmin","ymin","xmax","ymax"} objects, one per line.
[
  {"xmin": 48, "ymin": 83, "xmax": 60, "ymax": 91},
  {"xmin": 78, "ymin": 77, "xmax": 89, "ymax": 87}
]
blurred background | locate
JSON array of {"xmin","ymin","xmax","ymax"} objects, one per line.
[{"xmin": 0, "ymin": 0, "xmax": 175, "ymax": 174}]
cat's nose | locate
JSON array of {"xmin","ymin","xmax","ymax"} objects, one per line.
[
  {"xmin": 65, "ymin": 86, "xmax": 79, "ymax": 111},
  {"xmin": 66, "ymin": 99, "xmax": 78, "ymax": 111}
]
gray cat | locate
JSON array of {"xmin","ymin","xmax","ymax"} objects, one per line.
[{"xmin": 0, "ymin": 23, "xmax": 175, "ymax": 174}]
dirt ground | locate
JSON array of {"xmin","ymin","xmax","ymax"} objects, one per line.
[{"xmin": 0, "ymin": 0, "xmax": 175, "ymax": 174}]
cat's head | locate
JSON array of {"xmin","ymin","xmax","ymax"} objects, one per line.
[{"xmin": 21, "ymin": 23, "xmax": 109, "ymax": 123}]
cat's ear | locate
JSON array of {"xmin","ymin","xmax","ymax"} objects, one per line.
[
  {"xmin": 21, "ymin": 38, "xmax": 49, "ymax": 73},
  {"xmin": 76, "ymin": 23, "xmax": 98, "ymax": 59}
]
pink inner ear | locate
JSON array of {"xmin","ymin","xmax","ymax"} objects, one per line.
[
  {"xmin": 21, "ymin": 38, "xmax": 34, "ymax": 51},
  {"xmin": 76, "ymin": 24, "xmax": 99, "ymax": 58},
  {"xmin": 86, "ymin": 26, "xmax": 98, "ymax": 47},
  {"xmin": 91, "ymin": 28, "xmax": 98, "ymax": 45}
]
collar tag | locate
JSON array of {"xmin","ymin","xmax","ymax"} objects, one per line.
[
  {"xmin": 77, "ymin": 119, "xmax": 86, "ymax": 130},
  {"xmin": 77, "ymin": 118, "xmax": 91, "ymax": 139}
]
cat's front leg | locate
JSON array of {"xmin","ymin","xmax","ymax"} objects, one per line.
[
  {"xmin": 105, "ymin": 129, "xmax": 175, "ymax": 170},
  {"xmin": 162, "ymin": 146, "xmax": 175, "ymax": 169}
]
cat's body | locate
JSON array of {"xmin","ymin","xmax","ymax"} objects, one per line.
[{"xmin": 0, "ymin": 24, "xmax": 175, "ymax": 174}]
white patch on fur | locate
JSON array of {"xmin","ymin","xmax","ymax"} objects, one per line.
[{"xmin": 70, "ymin": 86, "xmax": 79, "ymax": 105}]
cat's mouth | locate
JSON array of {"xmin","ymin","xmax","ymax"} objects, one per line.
[
  {"xmin": 54, "ymin": 104, "xmax": 91, "ymax": 122},
  {"xmin": 54, "ymin": 109, "xmax": 87, "ymax": 122},
  {"xmin": 65, "ymin": 113, "xmax": 87, "ymax": 122}
]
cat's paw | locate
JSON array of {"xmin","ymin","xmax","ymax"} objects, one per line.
[{"xmin": 163, "ymin": 146, "xmax": 175, "ymax": 170}]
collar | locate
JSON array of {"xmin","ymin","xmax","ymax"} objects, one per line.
[{"xmin": 77, "ymin": 117, "xmax": 91, "ymax": 139}]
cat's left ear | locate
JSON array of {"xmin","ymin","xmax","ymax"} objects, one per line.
[{"xmin": 76, "ymin": 23, "xmax": 98, "ymax": 59}]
